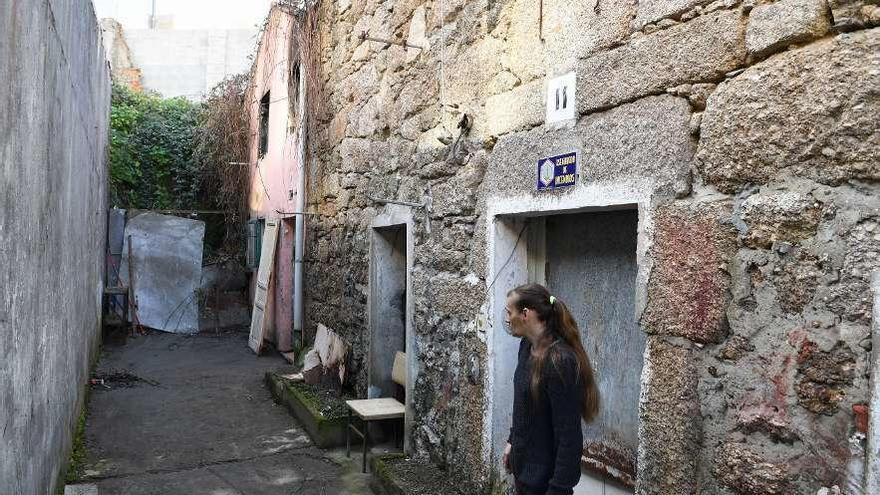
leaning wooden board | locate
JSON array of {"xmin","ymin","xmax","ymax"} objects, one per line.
[{"xmin": 249, "ymin": 219, "xmax": 279, "ymax": 354}]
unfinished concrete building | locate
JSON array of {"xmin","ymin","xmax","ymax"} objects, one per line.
[
  {"xmin": 99, "ymin": 17, "xmax": 258, "ymax": 101},
  {"xmin": 242, "ymin": 0, "xmax": 880, "ymax": 492},
  {"xmin": 0, "ymin": 0, "xmax": 111, "ymax": 492}
]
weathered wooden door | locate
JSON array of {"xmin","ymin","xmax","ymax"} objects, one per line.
[{"xmin": 249, "ymin": 219, "xmax": 279, "ymax": 354}]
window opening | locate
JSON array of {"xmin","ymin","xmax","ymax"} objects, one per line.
[{"xmin": 259, "ymin": 91, "xmax": 270, "ymax": 157}]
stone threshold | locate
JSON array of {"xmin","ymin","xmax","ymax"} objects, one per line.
[{"xmin": 370, "ymin": 454, "xmax": 475, "ymax": 495}]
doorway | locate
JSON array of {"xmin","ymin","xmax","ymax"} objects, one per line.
[
  {"xmin": 490, "ymin": 207, "xmax": 642, "ymax": 491},
  {"xmin": 543, "ymin": 209, "xmax": 641, "ymax": 488},
  {"xmin": 369, "ymin": 223, "xmax": 410, "ymax": 445}
]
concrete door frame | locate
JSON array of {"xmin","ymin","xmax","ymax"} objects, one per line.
[
  {"xmin": 482, "ymin": 183, "xmax": 658, "ymax": 481},
  {"xmin": 867, "ymin": 272, "xmax": 880, "ymax": 492},
  {"xmin": 368, "ymin": 204, "xmax": 416, "ymax": 453}
]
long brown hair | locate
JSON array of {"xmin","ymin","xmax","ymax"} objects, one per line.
[{"xmin": 508, "ymin": 283, "xmax": 599, "ymax": 422}]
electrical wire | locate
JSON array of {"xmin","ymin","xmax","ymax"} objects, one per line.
[
  {"xmin": 485, "ymin": 223, "xmax": 528, "ymax": 294},
  {"xmin": 256, "ymin": 162, "xmax": 272, "ymax": 200}
]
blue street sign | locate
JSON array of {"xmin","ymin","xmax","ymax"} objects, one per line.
[{"xmin": 536, "ymin": 151, "xmax": 577, "ymax": 191}]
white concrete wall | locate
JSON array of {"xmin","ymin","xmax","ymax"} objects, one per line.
[
  {"xmin": 92, "ymin": 0, "xmax": 273, "ymax": 30},
  {"xmin": 124, "ymin": 28, "xmax": 257, "ymax": 100},
  {"xmin": 0, "ymin": 0, "xmax": 111, "ymax": 492}
]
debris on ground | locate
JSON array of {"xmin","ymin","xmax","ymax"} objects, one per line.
[
  {"xmin": 303, "ymin": 323, "xmax": 350, "ymax": 385},
  {"xmin": 90, "ymin": 369, "xmax": 159, "ymax": 390},
  {"xmin": 281, "ymin": 372, "xmax": 305, "ymax": 381}
]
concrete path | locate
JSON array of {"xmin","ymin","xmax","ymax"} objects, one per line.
[{"xmin": 81, "ymin": 329, "xmax": 371, "ymax": 494}]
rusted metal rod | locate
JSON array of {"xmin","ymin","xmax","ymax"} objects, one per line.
[
  {"xmin": 126, "ymin": 235, "xmax": 143, "ymax": 334},
  {"xmin": 359, "ymin": 32, "xmax": 423, "ymax": 50},
  {"xmin": 274, "ymin": 209, "xmax": 319, "ymax": 216},
  {"xmin": 539, "ymin": 0, "xmax": 544, "ymax": 41}
]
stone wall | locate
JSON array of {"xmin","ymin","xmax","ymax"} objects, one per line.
[
  {"xmin": 299, "ymin": 0, "xmax": 879, "ymax": 490},
  {"xmin": 0, "ymin": 0, "xmax": 111, "ymax": 493}
]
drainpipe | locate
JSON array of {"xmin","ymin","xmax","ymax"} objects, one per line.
[{"xmin": 293, "ymin": 61, "xmax": 306, "ymax": 349}]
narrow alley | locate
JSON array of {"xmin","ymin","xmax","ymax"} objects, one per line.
[{"xmin": 80, "ymin": 329, "xmax": 366, "ymax": 494}]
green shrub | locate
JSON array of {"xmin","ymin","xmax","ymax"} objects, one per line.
[
  {"xmin": 108, "ymin": 80, "xmax": 249, "ymax": 257},
  {"xmin": 108, "ymin": 83, "xmax": 203, "ymax": 210}
]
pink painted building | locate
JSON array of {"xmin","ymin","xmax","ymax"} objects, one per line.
[{"xmin": 246, "ymin": 5, "xmax": 300, "ymax": 352}]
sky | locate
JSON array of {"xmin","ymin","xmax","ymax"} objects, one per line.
[{"xmin": 92, "ymin": 0, "xmax": 275, "ymax": 30}]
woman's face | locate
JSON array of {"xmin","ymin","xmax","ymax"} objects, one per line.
[{"xmin": 504, "ymin": 295, "xmax": 527, "ymax": 337}]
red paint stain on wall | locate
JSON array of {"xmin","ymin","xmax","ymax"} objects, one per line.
[{"xmin": 853, "ymin": 403, "xmax": 868, "ymax": 433}]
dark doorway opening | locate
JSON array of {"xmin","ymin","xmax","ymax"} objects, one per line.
[
  {"xmin": 541, "ymin": 209, "xmax": 641, "ymax": 486},
  {"xmin": 369, "ymin": 224, "xmax": 408, "ymax": 440}
]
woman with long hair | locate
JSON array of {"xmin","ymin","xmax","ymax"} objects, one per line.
[{"xmin": 502, "ymin": 283, "xmax": 600, "ymax": 495}]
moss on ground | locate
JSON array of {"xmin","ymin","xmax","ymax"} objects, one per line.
[
  {"xmin": 373, "ymin": 453, "xmax": 408, "ymax": 487},
  {"xmin": 65, "ymin": 406, "xmax": 88, "ymax": 484},
  {"xmin": 60, "ymin": 386, "xmax": 90, "ymax": 491},
  {"xmin": 265, "ymin": 371, "xmax": 351, "ymax": 447},
  {"xmin": 58, "ymin": 323, "xmax": 104, "ymax": 494},
  {"xmin": 285, "ymin": 380, "xmax": 350, "ymax": 420}
]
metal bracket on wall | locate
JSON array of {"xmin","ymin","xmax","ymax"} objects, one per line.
[
  {"xmin": 369, "ymin": 195, "xmax": 432, "ymax": 233},
  {"xmin": 368, "ymin": 197, "xmax": 425, "ymax": 208},
  {"xmin": 359, "ymin": 32, "xmax": 424, "ymax": 50}
]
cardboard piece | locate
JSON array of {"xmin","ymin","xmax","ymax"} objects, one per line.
[{"xmin": 302, "ymin": 324, "xmax": 350, "ymax": 385}]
